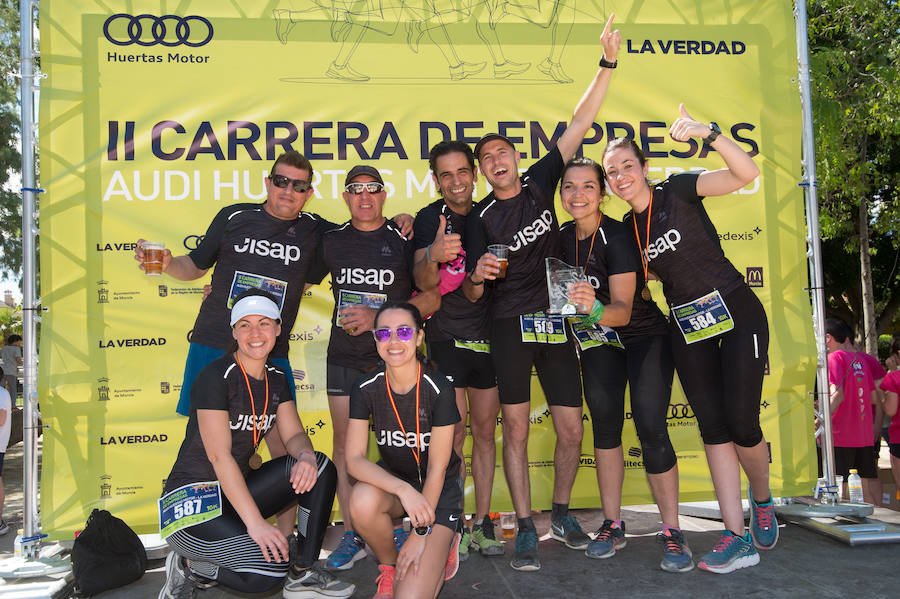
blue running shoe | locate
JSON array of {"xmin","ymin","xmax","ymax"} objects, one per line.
[
  {"xmin": 585, "ymin": 519, "xmax": 626, "ymax": 559},
  {"xmin": 748, "ymin": 485, "xmax": 779, "ymax": 550},
  {"xmin": 509, "ymin": 529, "xmax": 540, "ymax": 571},
  {"xmin": 393, "ymin": 527, "xmax": 408, "ymax": 552},
  {"xmin": 697, "ymin": 530, "xmax": 759, "ymax": 574},
  {"xmin": 657, "ymin": 528, "xmax": 694, "ymax": 573},
  {"xmin": 325, "ymin": 531, "xmax": 366, "ymax": 571}
]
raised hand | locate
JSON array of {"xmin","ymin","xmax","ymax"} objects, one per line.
[
  {"xmin": 669, "ymin": 103, "xmax": 712, "ymax": 142},
  {"xmin": 600, "ymin": 13, "xmax": 622, "ymax": 63}
]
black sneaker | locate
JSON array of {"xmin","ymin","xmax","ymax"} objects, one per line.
[
  {"xmin": 0, "ymin": 520, "xmax": 9, "ymax": 536},
  {"xmin": 509, "ymin": 529, "xmax": 540, "ymax": 571},
  {"xmin": 550, "ymin": 514, "xmax": 591, "ymax": 550},
  {"xmin": 283, "ymin": 564, "xmax": 356, "ymax": 598},
  {"xmin": 158, "ymin": 552, "xmax": 195, "ymax": 599}
]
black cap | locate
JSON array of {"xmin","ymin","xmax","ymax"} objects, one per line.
[
  {"xmin": 345, "ymin": 165, "xmax": 384, "ymax": 185},
  {"xmin": 474, "ymin": 133, "xmax": 515, "ymax": 160}
]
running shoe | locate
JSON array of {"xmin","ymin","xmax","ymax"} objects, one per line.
[
  {"xmin": 158, "ymin": 552, "xmax": 195, "ymax": 599},
  {"xmin": 0, "ymin": 520, "xmax": 8, "ymax": 536},
  {"xmin": 657, "ymin": 528, "xmax": 694, "ymax": 573},
  {"xmin": 444, "ymin": 531, "xmax": 461, "ymax": 580},
  {"xmin": 393, "ymin": 527, "xmax": 408, "ymax": 552},
  {"xmin": 324, "ymin": 531, "xmax": 365, "ymax": 571},
  {"xmin": 471, "ymin": 517, "xmax": 504, "ymax": 556},
  {"xmin": 748, "ymin": 484, "xmax": 779, "ymax": 550},
  {"xmin": 458, "ymin": 527, "xmax": 471, "ymax": 562},
  {"xmin": 283, "ymin": 564, "xmax": 356, "ymax": 598},
  {"xmin": 373, "ymin": 564, "xmax": 395, "ymax": 599},
  {"xmin": 697, "ymin": 530, "xmax": 760, "ymax": 574},
  {"xmin": 550, "ymin": 514, "xmax": 591, "ymax": 550},
  {"xmin": 585, "ymin": 519, "xmax": 626, "ymax": 559},
  {"xmin": 509, "ymin": 529, "xmax": 540, "ymax": 571}
]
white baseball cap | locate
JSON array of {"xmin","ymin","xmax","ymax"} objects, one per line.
[{"xmin": 230, "ymin": 295, "xmax": 281, "ymax": 326}]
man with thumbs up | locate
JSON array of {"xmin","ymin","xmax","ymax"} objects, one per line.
[{"xmin": 412, "ymin": 140, "xmax": 504, "ymax": 562}]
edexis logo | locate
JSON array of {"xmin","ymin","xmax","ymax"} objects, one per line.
[{"xmin": 103, "ymin": 14, "xmax": 214, "ymax": 48}]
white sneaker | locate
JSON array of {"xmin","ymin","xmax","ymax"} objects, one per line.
[{"xmin": 283, "ymin": 564, "xmax": 355, "ymax": 598}]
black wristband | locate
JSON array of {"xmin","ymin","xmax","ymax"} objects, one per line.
[
  {"xmin": 470, "ymin": 276, "xmax": 485, "ymax": 286},
  {"xmin": 598, "ymin": 57, "xmax": 617, "ymax": 69}
]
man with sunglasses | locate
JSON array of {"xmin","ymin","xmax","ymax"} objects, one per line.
[
  {"xmin": 412, "ymin": 140, "xmax": 504, "ymax": 562},
  {"xmin": 319, "ymin": 165, "xmax": 441, "ymax": 572}
]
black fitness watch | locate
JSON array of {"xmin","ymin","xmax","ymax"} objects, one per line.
[
  {"xmin": 414, "ymin": 525, "xmax": 432, "ymax": 536},
  {"xmin": 598, "ymin": 56, "xmax": 617, "ymax": 69},
  {"xmin": 703, "ymin": 122, "xmax": 721, "ymax": 144}
]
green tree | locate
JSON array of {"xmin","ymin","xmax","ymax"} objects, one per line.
[
  {"xmin": 0, "ymin": 0, "xmax": 23, "ymax": 283},
  {"xmin": 808, "ymin": 0, "xmax": 900, "ymax": 350}
]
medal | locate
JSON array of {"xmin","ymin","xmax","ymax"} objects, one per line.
[
  {"xmin": 249, "ymin": 452, "xmax": 263, "ymax": 470},
  {"xmin": 235, "ymin": 354, "xmax": 270, "ymax": 472},
  {"xmin": 632, "ymin": 189, "xmax": 655, "ymax": 300}
]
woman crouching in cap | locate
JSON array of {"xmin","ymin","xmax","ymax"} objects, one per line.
[{"xmin": 158, "ymin": 289, "xmax": 354, "ymax": 599}]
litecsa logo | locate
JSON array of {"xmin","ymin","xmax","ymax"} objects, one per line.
[{"xmin": 103, "ymin": 14, "xmax": 214, "ymax": 47}]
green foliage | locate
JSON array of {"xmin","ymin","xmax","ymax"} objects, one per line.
[
  {"xmin": 0, "ymin": 306, "xmax": 21, "ymax": 341},
  {"xmin": 808, "ymin": 0, "xmax": 900, "ymax": 333},
  {"xmin": 0, "ymin": 0, "xmax": 23, "ymax": 282}
]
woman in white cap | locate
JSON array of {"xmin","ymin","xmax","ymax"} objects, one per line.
[{"xmin": 158, "ymin": 289, "xmax": 354, "ymax": 599}]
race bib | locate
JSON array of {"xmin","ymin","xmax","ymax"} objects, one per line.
[
  {"xmin": 671, "ymin": 290, "xmax": 734, "ymax": 344},
  {"xmin": 158, "ymin": 481, "xmax": 222, "ymax": 539},
  {"xmin": 336, "ymin": 289, "xmax": 387, "ymax": 327},
  {"xmin": 454, "ymin": 339, "xmax": 490, "ymax": 353},
  {"xmin": 228, "ymin": 271, "xmax": 287, "ymax": 309},
  {"xmin": 519, "ymin": 312, "xmax": 567, "ymax": 344},
  {"xmin": 570, "ymin": 320, "xmax": 624, "ymax": 351}
]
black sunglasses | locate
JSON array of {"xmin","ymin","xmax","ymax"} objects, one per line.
[{"xmin": 270, "ymin": 174, "xmax": 312, "ymax": 193}]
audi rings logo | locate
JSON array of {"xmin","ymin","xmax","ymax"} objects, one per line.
[
  {"xmin": 183, "ymin": 234, "xmax": 205, "ymax": 250},
  {"xmin": 103, "ymin": 14, "xmax": 214, "ymax": 48},
  {"xmin": 667, "ymin": 403, "xmax": 695, "ymax": 420}
]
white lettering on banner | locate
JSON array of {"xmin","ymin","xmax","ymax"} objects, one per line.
[
  {"xmin": 644, "ymin": 229, "xmax": 682, "ymax": 261},
  {"xmin": 508, "ymin": 209, "xmax": 553, "ymax": 252},
  {"xmin": 233, "ymin": 238, "xmax": 302, "ymax": 265},
  {"xmin": 214, "ymin": 170, "xmax": 239, "ymax": 201},
  {"xmin": 406, "ymin": 169, "xmax": 434, "ymax": 198},
  {"xmin": 334, "ymin": 268, "xmax": 395, "ymax": 290},
  {"xmin": 376, "ymin": 429, "xmax": 431, "ymax": 450},
  {"xmin": 230, "ymin": 413, "xmax": 277, "ymax": 432}
]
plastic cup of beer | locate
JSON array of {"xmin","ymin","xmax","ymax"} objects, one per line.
[
  {"xmin": 142, "ymin": 241, "xmax": 165, "ymax": 276},
  {"xmin": 488, "ymin": 244, "xmax": 510, "ymax": 278},
  {"xmin": 500, "ymin": 512, "xmax": 516, "ymax": 539}
]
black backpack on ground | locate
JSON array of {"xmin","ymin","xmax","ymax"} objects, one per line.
[{"xmin": 71, "ymin": 508, "xmax": 148, "ymax": 596}]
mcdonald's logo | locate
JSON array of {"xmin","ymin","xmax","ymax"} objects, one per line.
[{"xmin": 746, "ymin": 267, "xmax": 764, "ymax": 288}]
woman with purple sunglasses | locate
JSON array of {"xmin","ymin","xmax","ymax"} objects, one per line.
[{"xmin": 345, "ymin": 301, "xmax": 463, "ymax": 598}]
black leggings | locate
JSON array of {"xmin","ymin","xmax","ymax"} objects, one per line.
[
  {"xmin": 669, "ymin": 285, "xmax": 769, "ymax": 446},
  {"xmin": 580, "ymin": 335, "xmax": 677, "ymax": 474},
  {"xmin": 165, "ymin": 452, "xmax": 337, "ymax": 593}
]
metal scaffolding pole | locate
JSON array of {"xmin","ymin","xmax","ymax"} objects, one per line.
[
  {"xmin": 19, "ymin": 0, "xmax": 40, "ymax": 559},
  {"xmin": 793, "ymin": 0, "xmax": 835, "ymax": 487}
]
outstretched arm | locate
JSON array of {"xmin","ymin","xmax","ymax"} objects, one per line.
[
  {"xmin": 668, "ymin": 104, "xmax": 760, "ymax": 197},
  {"xmin": 556, "ymin": 14, "xmax": 622, "ymax": 162}
]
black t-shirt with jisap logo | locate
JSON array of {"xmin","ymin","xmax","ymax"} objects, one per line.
[
  {"xmin": 465, "ymin": 148, "xmax": 565, "ymax": 318},
  {"xmin": 322, "ymin": 220, "xmax": 414, "ymax": 369},
  {"xmin": 413, "ymin": 199, "xmax": 491, "ymax": 342},
  {"xmin": 622, "ymin": 172, "xmax": 745, "ymax": 306},
  {"xmin": 560, "ymin": 215, "xmax": 667, "ymax": 344},
  {"xmin": 188, "ymin": 203, "xmax": 331, "ymax": 358},
  {"xmin": 349, "ymin": 365, "xmax": 461, "ymax": 485},
  {"xmin": 163, "ymin": 354, "xmax": 290, "ymax": 493}
]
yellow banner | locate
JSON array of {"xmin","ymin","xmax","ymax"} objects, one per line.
[{"xmin": 39, "ymin": 0, "xmax": 815, "ymax": 537}]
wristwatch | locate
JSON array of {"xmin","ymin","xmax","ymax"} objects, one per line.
[
  {"xmin": 703, "ymin": 122, "xmax": 721, "ymax": 144},
  {"xmin": 598, "ymin": 56, "xmax": 617, "ymax": 69},
  {"xmin": 414, "ymin": 525, "xmax": 432, "ymax": 536}
]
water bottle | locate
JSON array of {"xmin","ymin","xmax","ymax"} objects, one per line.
[
  {"xmin": 848, "ymin": 469, "xmax": 864, "ymax": 503},
  {"xmin": 13, "ymin": 529, "xmax": 23, "ymax": 557}
]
